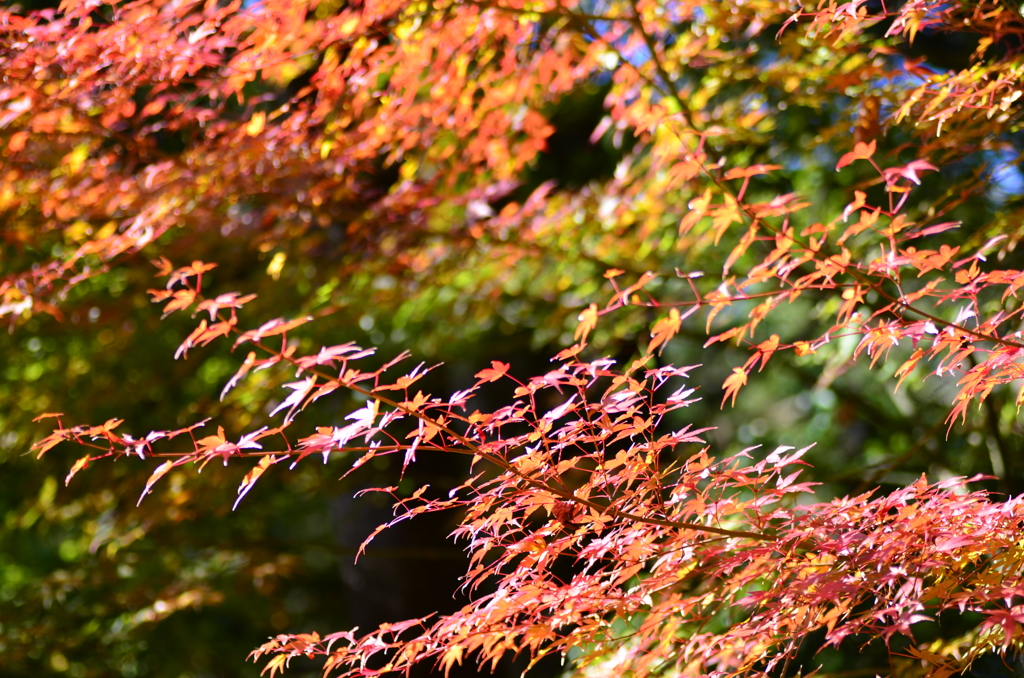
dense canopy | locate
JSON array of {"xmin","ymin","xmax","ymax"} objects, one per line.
[{"xmin": 7, "ymin": 0, "xmax": 1024, "ymax": 677}]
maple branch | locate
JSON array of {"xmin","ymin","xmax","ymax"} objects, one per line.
[
  {"xmin": 662, "ymin": 108, "xmax": 1024, "ymax": 363},
  {"xmin": 208, "ymin": 307, "xmax": 775, "ymax": 542},
  {"xmin": 864, "ymin": 276, "xmax": 1024, "ymax": 351}
]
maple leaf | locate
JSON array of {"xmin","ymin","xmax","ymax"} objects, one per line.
[
  {"xmin": 894, "ymin": 349, "xmax": 924, "ymax": 392},
  {"xmin": 270, "ymin": 377, "xmax": 316, "ymax": 423},
  {"xmin": 724, "ymin": 164, "xmax": 783, "ymax": 180},
  {"xmin": 64, "ymin": 455, "xmax": 91, "ymax": 486},
  {"xmin": 234, "ymin": 317, "xmax": 313, "ymax": 347},
  {"xmin": 954, "ymin": 260, "xmax": 980, "ymax": 284},
  {"xmin": 221, "ymin": 351, "xmax": 258, "ymax": 401},
  {"xmin": 233, "ymin": 455, "xmax": 280, "ymax": 511},
  {"xmin": 752, "ymin": 334, "xmax": 780, "ymax": 371},
  {"xmin": 402, "ymin": 390, "xmax": 430, "ymax": 413},
  {"xmin": 137, "ymin": 458, "xmax": 188, "ymax": 506},
  {"xmin": 196, "ymin": 292, "xmax": 257, "ymax": 320},
  {"xmin": 680, "ymin": 187, "xmax": 712, "ymax": 234},
  {"xmin": 575, "ymin": 303, "xmax": 598, "ymax": 344},
  {"xmin": 162, "ymin": 289, "xmax": 197, "ymax": 317},
  {"xmin": 475, "ymin": 361, "xmax": 510, "ymax": 383},
  {"xmin": 317, "ymin": 401, "xmax": 381, "ymax": 464},
  {"xmin": 721, "ymin": 367, "xmax": 748, "ymax": 408},
  {"xmin": 648, "ymin": 308, "xmax": 681, "ymax": 355},
  {"xmin": 884, "ymin": 159, "xmax": 939, "ymax": 186},
  {"xmin": 835, "ymin": 140, "xmax": 876, "ymax": 170}
]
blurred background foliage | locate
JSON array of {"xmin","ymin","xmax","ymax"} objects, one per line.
[{"xmin": 5, "ymin": 0, "xmax": 1024, "ymax": 676}]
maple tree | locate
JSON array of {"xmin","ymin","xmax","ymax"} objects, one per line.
[{"xmin": 10, "ymin": 0, "xmax": 1024, "ymax": 676}]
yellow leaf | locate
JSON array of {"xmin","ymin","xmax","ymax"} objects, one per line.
[
  {"xmin": 246, "ymin": 111, "xmax": 266, "ymax": 136},
  {"xmin": 266, "ymin": 252, "xmax": 286, "ymax": 280},
  {"xmin": 440, "ymin": 646, "xmax": 463, "ymax": 677},
  {"xmin": 260, "ymin": 654, "xmax": 287, "ymax": 678},
  {"xmin": 794, "ymin": 341, "xmax": 816, "ymax": 357},
  {"xmin": 575, "ymin": 303, "xmax": 598, "ymax": 344},
  {"xmin": 233, "ymin": 455, "xmax": 278, "ymax": 511},
  {"xmin": 138, "ymin": 460, "xmax": 176, "ymax": 506},
  {"xmin": 65, "ymin": 455, "xmax": 90, "ymax": 486}
]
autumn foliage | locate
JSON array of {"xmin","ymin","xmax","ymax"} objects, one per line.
[{"xmin": 11, "ymin": 0, "xmax": 1024, "ymax": 675}]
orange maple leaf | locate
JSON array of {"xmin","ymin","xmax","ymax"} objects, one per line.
[
  {"xmin": 836, "ymin": 140, "xmax": 877, "ymax": 170},
  {"xmin": 475, "ymin": 361, "xmax": 510, "ymax": 383},
  {"xmin": 648, "ymin": 308, "xmax": 681, "ymax": 355},
  {"xmin": 721, "ymin": 367, "xmax": 748, "ymax": 408}
]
